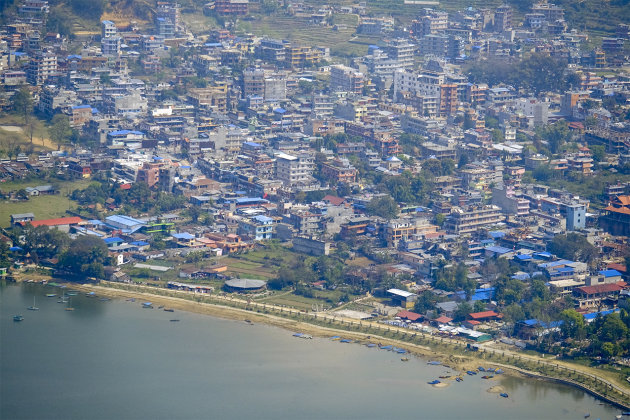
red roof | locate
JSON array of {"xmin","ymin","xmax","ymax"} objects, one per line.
[
  {"xmin": 25, "ymin": 217, "xmax": 83, "ymax": 227},
  {"xmin": 119, "ymin": 183, "xmax": 132, "ymax": 190},
  {"xmin": 396, "ymin": 310, "xmax": 423, "ymax": 321},
  {"xmin": 607, "ymin": 263, "xmax": 626, "ymax": 273},
  {"xmin": 434, "ymin": 316, "xmax": 453, "ymax": 324},
  {"xmin": 576, "ymin": 283, "xmax": 623, "ymax": 295},
  {"xmin": 468, "ymin": 310, "xmax": 499, "ymax": 320},
  {"xmin": 323, "ymin": 195, "xmax": 345, "ymax": 206},
  {"xmin": 466, "ymin": 320, "xmax": 481, "ymax": 325}
]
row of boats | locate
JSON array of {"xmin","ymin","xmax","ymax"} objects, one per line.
[{"xmin": 14, "ymin": 292, "xmax": 81, "ymax": 320}]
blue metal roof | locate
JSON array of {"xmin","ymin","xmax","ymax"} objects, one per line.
[
  {"xmin": 489, "ymin": 231, "xmax": 505, "ymax": 239},
  {"xmin": 106, "ymin": 215, "xmax": 145, "ymax": 227},
  {"xmin": 172, "ymin": 232, "xmax": 195, "ymax": 240},
  {"xmin": 599, "ymin": 269, "xmax": 621, "ymax": 277},
  {"xmin": 108, "ymin": 130, "xmax": 144, "ymax": 136},
  {"xmin": 104, "ymin": 237, "xmax": 123, "ymax": 244},
  {"xmin": 486, "ymin": 246, "xmax": 511, "ymax": 254},
  {"xmin": 235, "ymin": 197, "xmax": 268, "ymax": 204},
  {"xmin": 131, "ymin": 241, "xmax": 149, "ymax": 246},
  {"xmin": 583, "ymin": 309, "xmax": 619, "ymax": 320},
  {"xmin": 515, "ymin": 254, "xmax": 532, "ymax": 260}
]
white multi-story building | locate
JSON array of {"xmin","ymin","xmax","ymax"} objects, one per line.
[
  {"xmin": 102, "ymin": 20, "xmax": 117, "ymax": 38},
  {"xmin": 275, "ymin": 152, "xmax": 314, "ymax": 186}
]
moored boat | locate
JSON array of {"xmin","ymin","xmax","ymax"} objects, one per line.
[
  {"xmin": 466, "ymin": 371, "xmax": 477, "ymax": 375},
  {"xmin": 164, "ymin": 308, "xmax": 174, "ymax": 312},
  {"xmin": 428, "ymin": 380, "xmax": 441, "ymax": 385},
  {"xmin": 456, "ymin": 377, "xmax": 463, "ymax": 382},
  {"xmin": 427, "ymin": 361, "xmax": 441, "ymax": 365},
  {"xmin": 401, "ymin": 357, "xmax": 409, "ymax": 362},
  {"xmin": 482, "ymin": 375, "xmax": 494, "ymax": 379},
  {"xmin": 500, "ymin": 393, "xmax": 508, "ymax": 398},
  {"xmin": 13, "ymin": 315, "xmax": 24, "ymax": 322},
  {"xmin": 27, "ymin": 296, "xmax": 39, "ymax": 311},
  {"xmin": 46, "ymin": 294, "xmax": 56, "ymax": 297},
  {"xmin": 340, "ymin": 338, "xmax": 352, "ymax": 343}
]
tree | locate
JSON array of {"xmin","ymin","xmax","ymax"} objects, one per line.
[
  {"xmin": 435, "ymin": 213, "xmax": 445, "ymax": 227},
  {"xmin": 548, "ymin": 233, "xmax": 599, "ymax": 266},
  {"xmin": 366, "ymin": 195, "xmax": 399, "ymax": 219},
  {"xmin": 590, "ymin": 144, "xmax": 606, "ymax": 163},
  {"xmin": 454, "ymin": 302, "xmax": 473, "ymax": 321},
  {"xmin": 11, "ymin": 86, "xmax": 33, "ymax": 124},
  {"xmin": 538, "ymin": 121, "xmax": 571, "ymax": 154},
  {"xmin": 560, "ymin": 308, "xmax": 586, "ymax": 339},
  {"xmin": 58, "ymin": 236, "xmax": 110, "ymax": 279},
  {"xmin": 49, "ymin": 114, "xmax": 72, "ymax": 150}
]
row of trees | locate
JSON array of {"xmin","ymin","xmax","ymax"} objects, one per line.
[
  {"xmin": 72, "ymin": 180, "xmax": 187, "ymax": 214},
  {"xmin": 8, "ymin": 224, "xmax": 111, "ymax": 279}
]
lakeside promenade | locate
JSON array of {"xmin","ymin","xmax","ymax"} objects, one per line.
[{"xmin": 49, "ymin": 279, "xmax": 630, "ymax": 410}]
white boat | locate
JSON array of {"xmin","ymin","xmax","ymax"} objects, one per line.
[{"xmin": 27, "ymin": 296, "xmax": 39, "ymax": 311}]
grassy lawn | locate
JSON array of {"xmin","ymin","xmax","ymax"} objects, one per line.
[
  {"xmin": 0, "ymin": 195, "xmax": 77, "ymax": 227},
  {"xmin": 0, "ymin": 178, "xmax": 93, "ymax": 227}
]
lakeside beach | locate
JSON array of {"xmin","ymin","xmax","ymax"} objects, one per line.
[{"xmin": 17, "ymin": 277, "xmax": 629, "ymax": 409}]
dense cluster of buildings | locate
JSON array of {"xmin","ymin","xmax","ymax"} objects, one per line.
[{"xmin": 1, "ymin": 0, "xmax": 630, "ymax": 333}]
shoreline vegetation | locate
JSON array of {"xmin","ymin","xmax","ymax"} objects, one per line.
[{"xmin": 11, "ymin": 276, "xmax": 630, "ymax": 410}]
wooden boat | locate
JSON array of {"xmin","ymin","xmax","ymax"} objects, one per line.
[
  {"xmin": 456, "ymin": 377, "xmax": 463, "ymax": 382},
  {"xmin": 401, "ymin": 357, "xmax": 409, "ymax": 362},
  {"xmin": 339, "ymin": 338, "xmax": 352, "ymax": 343},
  {"xmin": 482, "ymin": 375, "xmax": 494, "ymax": 379},
  {"xmin": 13, "ymin": 315, "xmax": 24, "ymax": 322},
  {"xmin": 330, "ymin": 336, "xmax": 341, "ymax": 340},
  {"xmin": 427, "ymin": 361, "xmax": 442, "ymax": 365},
  {"xmin": 500, "ymin": 393, "xmax": 508, "ymax": 398},
  {"xmin": 466, "ymin": 371, "xmax": 477, "ymax": 375},
  {"xmin": 46, "ymin": 294, "xmax": 56, "ymax": 298},
  {"xmin": 438, "ymin": 375, "xmax": 451, "ymax": 379},
  {"xmin": 170, "ymin": 319, "xmax": 180, "ymax": 322},
  {"xmin": 428, "ymin": 380, "xmax": 441, "ymax": 385},
  {"xmin": 164, "ymin": 308, "xmax": 175, "ymax": 312}
]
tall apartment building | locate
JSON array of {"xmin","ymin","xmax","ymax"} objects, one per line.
[
  {"xmin": 243, "ymin": 68, "xmax": 265, "ymax": 98},
  {"xmin": 102, "ymin": 20, "xmax": 117, "ymax": 38},
  {"xmin": 27, "ymin": 51, "xmax": 56, "ymax": 85},
  {"xmin": 155, "ymin": 2, "xmax": 180, "ymax": 37},
  {"xmin": 414, "ymin": 9, "xmax": 448, "ymax": 36},
  {"xmin": 385, "ymin": 38, "xmax": 415, "ymax": 69},
  {"xmin": 444, "ymin": 205, "xmax": 505, "ymax": 235},
  {"xmin": 101, "ymin": 20, "xmax": 121, "ymax": 56},
  {"xmin": 494, "ymin": 5, "xmax": 513, "ymax": 32},
  {"xmin": 275, "ymin": 152, "xmax": 314, "ymax": 186},
  {"xmin": 311, "ymin": 93, "xmax": 334, "ymax": 118},
  {"xmin": 330, "ymin": 65, "xmax": 364, "ymax": 94}
]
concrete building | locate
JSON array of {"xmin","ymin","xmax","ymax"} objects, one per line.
[
  {"xmin": 330, "ymin": 65, "xmax": 364, "ymax": 95},
  {"xmin": 292, "ymin": 236, "xmax": 330, "ymax": 256},
  {"xmin": 26, "ymin": 51, "xmax": 56, "ymax": 85},
  {"xmin": 276, "ymin": 152, "xmax": 314, "ymax": 186},
  {"xmin": 444, "ymin": 205, "xmax": 505, "ymax": 235}
]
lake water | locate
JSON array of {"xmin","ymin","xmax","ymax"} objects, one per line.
[{"xmin": 0, "ymin": 282, "xmax": 624, "ymax": 420}]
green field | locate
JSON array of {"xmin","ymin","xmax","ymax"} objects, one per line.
[{"xmin": 0, "ymin": 179, "xmax": 92, "ymax": 227}]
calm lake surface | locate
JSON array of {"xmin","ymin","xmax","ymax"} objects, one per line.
[{"xmin": 0, "ymin": 282, "xmax": 624, "ymax": 420}]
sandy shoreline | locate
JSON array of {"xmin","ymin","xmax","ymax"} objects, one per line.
[{"xmin": 56, "ymin": 282, "xmax": 528, "ymax": 376}]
